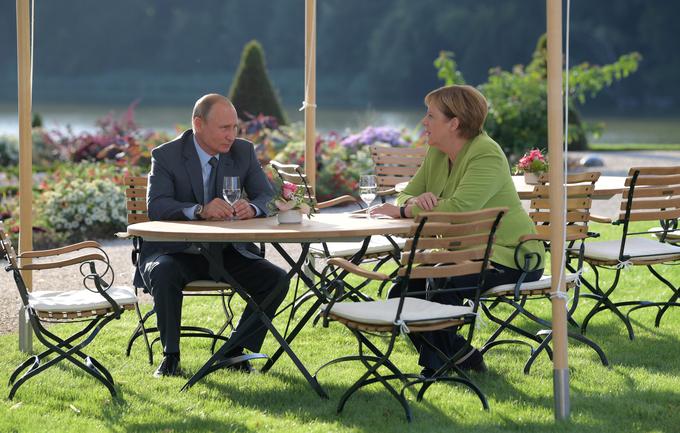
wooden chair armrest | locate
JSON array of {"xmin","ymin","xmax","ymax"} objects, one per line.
[
  {"xmin": 18, "ymin": 240, "xmax": 103, "ymax": 258},
  {"xmin": 377, "ymin": 188, "xmax": 396, "ymax": 197},
  {"xmin": 19, "ymin": 253, "xmax": 108, "ymax": 270},
  {"xmin": 519, "ymin": 233, "xmax": 549, "ymax": 242},
  {"xmin": 590, "ymin": 214, "xmax": 613, "ymax": 224},
  {"xmin": 327, "ymin": 258, "xmax": 390, "ymax": 281},
  {"xmin": 317, "ymin": 195, "xmax": 361, "ymax": 209}
]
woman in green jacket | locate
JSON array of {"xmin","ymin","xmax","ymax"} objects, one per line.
[{"xmin": 372, "ymin": 84, "xmax": 544, "ymax": 376}]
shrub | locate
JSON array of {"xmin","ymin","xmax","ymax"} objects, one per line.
[
  {"xmin": 229, "ymin": 40, "xmax": 288, "ymax": 125},
  {"xmin": 0, "ymin": 135, "xmax": 19, "ymax": 166},
  {"xmin": 38, "ymin": 164, "xmax": 128, "ymax": 241}
]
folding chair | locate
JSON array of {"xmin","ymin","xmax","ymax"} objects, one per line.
[
  {"xmin": 0, "ymin": 222, "xmax": 137, "ymax": 399},
  {"xmin": 480, "ymin": 172, "xmax": 608, "ymax": 373},
  {"xmin": 270, "ymin": 160, "xmax": 401, "ymax": 301},
  {"xmin": 579, "ymin": 166, "xmax": 680, "ymax": 340},
  {"xmin": 120, "ymin": 175, "xmax": 240, "ymax": 364},
  {"xmin": 316, "ymin": 208, "xmax": 506, "ymax": 421},
  {"xmin": 370, "ymin": 145, "xmax": 426, "ymax": 203}
]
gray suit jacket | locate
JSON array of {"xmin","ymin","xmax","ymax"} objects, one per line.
[{"xmin": 133, "ymin": 129, "xmax": 273, "ymax": 289}]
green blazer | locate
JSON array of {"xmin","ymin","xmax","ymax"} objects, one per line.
[{"xmin": 397, "ymin": 133, "xmax": 545, "ymax": 270}]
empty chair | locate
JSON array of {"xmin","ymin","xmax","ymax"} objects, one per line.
[
  {"xmin": 0, "ymin": 221, "xmax": 136, "ymax": 399},
  {"xmin": 269, "ymin": 160, "xmax": 402, "ymax": 300},
  {"xmin": 370, "ymin": 145, "xmax": 426, "ymax": 202},
  {"xmin": 579, "ymin": 166, "xmax": 680, "ymax": 339},
  {"xmin": 480, "ymin": 172, "xmax": 608, "ymax": 373}
]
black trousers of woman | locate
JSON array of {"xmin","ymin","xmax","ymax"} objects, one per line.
[{"xmin": 388, "ymin": 262, "xmax": 543, "ymax": 370}]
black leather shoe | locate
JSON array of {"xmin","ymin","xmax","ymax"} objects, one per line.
[
  {"xmin": 154, "ymin": 353, "xmax": 182, "ymax": 378},
  {"xmin": 225, "ymin": 359, "xmax": 255, "ymax": 374},
  {"xmin": 220, "ymin": 348, "xmax": 255, "ymax": 374}
]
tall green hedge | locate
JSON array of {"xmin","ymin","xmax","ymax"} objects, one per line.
[{"xmin": 228, "ymin": 40, "xmax": 287, "ymax": 125}]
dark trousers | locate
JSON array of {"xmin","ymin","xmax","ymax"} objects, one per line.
[
  {"xmin": 388, "ymin": 262, "xmax": 543, "ymax": 370},
  {"xmin": 140, "ymin": 245, "xmax": 289, "ymax": 355}
]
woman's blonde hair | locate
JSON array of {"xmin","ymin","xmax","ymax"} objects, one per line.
[{"xmin": 424, "ymin": 85, "xmax": 488, "ymax": 139}]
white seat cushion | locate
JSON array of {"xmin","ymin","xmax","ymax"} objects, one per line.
[
  {"xmin": 649, "ymin": 227, "xmax": 680, "ymax": 240},
  {"xmin": 323, "ymin": 297, "xmax": 473, "ymax": 325},
  {"xmin": 483, "ymin": 274, "xmax": 578, "ymax": 297},
  {"xmin": 28, "ymin": 286, "xmax": 137, "ymax": 313},
  {"xmin": 583, "ymin": 237, "xmax": 680, "ymax": 262},
  {"xmin": 183, "ymin": 280, "xmax": 231, "ymax": 289},
  {"xmin": 310, "ymin": 236, "xmax": 405, "ymax": 258}
]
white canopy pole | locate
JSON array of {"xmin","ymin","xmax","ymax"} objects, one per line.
[
  {"xmin": 16, "ymin": 0, "xmax": 34, "ymax": 353},
  {"xmin": 547, "ymin": 0, "xmax": 570, "ymax": 420},
  {"xmin": 303, "ymin": 0, "xmax": 317, "ymax": 190}
]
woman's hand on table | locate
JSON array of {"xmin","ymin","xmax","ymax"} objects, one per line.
[
  {"xmin": 370, "ymin": 203, "xmax": 405, "ymax": 219},
  {"xmin": 407, "ymin": 192, "xmax": 439, "ymax": 211}
]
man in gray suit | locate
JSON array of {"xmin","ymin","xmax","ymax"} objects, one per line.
[{"xmin": 134, "ymin": 94, "xmax": 289, "ymax": 377}]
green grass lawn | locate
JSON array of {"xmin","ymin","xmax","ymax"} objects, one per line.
[{"xmin": 1, "ymin": 222, "xmax": 680, "ymax": 432}]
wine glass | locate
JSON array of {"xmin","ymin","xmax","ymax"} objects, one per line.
[
  {"xmin": 222, "ymin": 176, "xmax": 241, "ymax": 220},
  {"xmin": 359, "ymin": 175, "xmax": 377, "ymax": 218}
]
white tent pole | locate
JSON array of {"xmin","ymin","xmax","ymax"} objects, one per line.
[
  {"xmin": 547, "ymin": 0, "xmax": 570, "ymax": 420},
  {"xmin": 16, "ymin": 0, "xmax": 34, "ymax": 353},
  {"xmin": 303, "ymin": 0, "xmax": 317, "ymax": 190}
]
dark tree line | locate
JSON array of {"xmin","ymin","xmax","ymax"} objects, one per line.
[{"xmin": 0, "ymin": 0, "xmax": 678, "ymax": 112}]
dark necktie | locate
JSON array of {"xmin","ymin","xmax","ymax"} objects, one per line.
[{"xmin": 206, "ymin": 156, "xmax": 218, "ymax": 204}]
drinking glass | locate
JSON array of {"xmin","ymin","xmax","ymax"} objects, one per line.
[
  {"xmin": 359, "ymin": 175, "xmax": 377, "ymax": 218},
  {"xmin": 222, "ymin": 176, "xmax": 241, "ymax": 220}
]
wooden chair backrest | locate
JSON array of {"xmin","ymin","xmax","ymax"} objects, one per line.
[
  {"xmin": 370, "ymin": 145, "xmax": 426, "ymax": 190},
  {"xmin": 124, "ymin": 176, "xmax": 149, "ymax": 224},
  {"xmin": 529, "ymin": 172, "xmax": 601, "ymax": 241},
  {"xmin": 399, "ymin": 208, "xmax": 505, "ymax": 280},
  {"xmin": 269, "ymin": 160, "xmax": 317, "ymax": 202},
  {"xmin": 620, "ymin": 166, "xmax": 680, "ymax": 223},
  {"xmin": 0, "ymin": 221, "xmax": 18, "ymax": 269}
]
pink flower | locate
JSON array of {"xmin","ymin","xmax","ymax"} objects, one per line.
[
  {"xmin": 281, "ymin": 181, "xmax": 297, "ymax": 200},
  {"xmin": 528, "ymin": 149, "xmax": 545, "ymax": 161}
]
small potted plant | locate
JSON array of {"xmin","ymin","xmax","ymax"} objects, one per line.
[
  {"xmin": 516, "ymin": 148, "xmax": 548, "ymax": 185},
  {"xmin": 269, "ymin": 180, "xmax": 315, "ymax": 224}
]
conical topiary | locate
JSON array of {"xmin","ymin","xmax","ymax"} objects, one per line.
[{"xmin": 228, "ymin": 40, "xmax": 287, "ymax": 125}]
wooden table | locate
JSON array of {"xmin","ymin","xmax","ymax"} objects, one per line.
[
  {"xmin": 395, "ymin": 175, "xmax": 626, "ymax": 200},
  {"xmin": 127, "ymin": 213, "xmax": 413, "ymax": 397}
]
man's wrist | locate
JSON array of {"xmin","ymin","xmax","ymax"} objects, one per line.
[
  {"xmin": 194, "ymin": 204, "xmax": 204, "ymax": 220},
  {"xmin": 399, "ymin": 205, "xmax": 407, "ymax": 218}
]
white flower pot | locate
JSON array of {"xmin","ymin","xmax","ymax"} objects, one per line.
[
  {"xmin": 277, "ymin": 209, "xmax": 303, "ymax": 224},
  {"xmin": 524, "ymin": 172, "xmax": 544, "ymax": 185}
]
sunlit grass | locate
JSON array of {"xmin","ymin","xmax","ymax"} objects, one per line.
[{"xmin": 1, "ymin": 222, "xmax": 680, "ymax": 432}]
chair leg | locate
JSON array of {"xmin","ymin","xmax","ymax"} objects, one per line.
[
  {"xmin": 126, "ymin": 303, "xmax": 156, "ymax": 365},
  {"xmin": 10, "ymin": 316, "xmax": 117, "ymax": 400},
  {"xmin": 210, "ymin": 291, "xmax": 236, "ymax": 353},
  {"xmin": 580, "ymin": 266, "xmax": 636, "ymax": 340},
  {"xmin": 647, "ymin": 265, "xmax": 680, "ymax": 327},
  {"xmin": 480, "ymin": 299, "xmax": 542, "ymax": 356},
  {"xmin": 336, "ymin": 329, "xmax": 413, "ymax": 421},
  {"xmin": 407, "ymin": 341, "xmax": 489, "ymax": 410}
]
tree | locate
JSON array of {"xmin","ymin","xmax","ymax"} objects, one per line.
[
  {"xmin": 228, "ymin": 40, "xmax": 287, "ymax": 125},
  {"xmin": 434, "ymin": 34, "xmax": 641, "ymax": 156}
]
